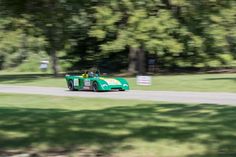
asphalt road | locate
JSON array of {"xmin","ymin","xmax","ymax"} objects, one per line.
[{"xmin": 0, "ymin": 85, "xmax": 235, "ymax": 105}]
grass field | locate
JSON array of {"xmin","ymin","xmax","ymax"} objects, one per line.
[
  {"xmin": 0, "ymin": 72, "xmax": 236, "ymax": 92},
  {"xmin": 1, "ymin": 93, "xmax": 236, "ymax": 157}
]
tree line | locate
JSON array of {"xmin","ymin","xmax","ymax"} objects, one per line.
[{"xmin": 0, "ymin": 0, "xmax": 235, "ymax": 75}]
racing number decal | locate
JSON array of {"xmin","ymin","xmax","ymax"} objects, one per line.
[
  {"xmin": 74, "ymin": 78, "xmax": 79, "ymax": 86},
  {"xmin": 84, "ymin": 79, "xmax": 91, "ymax": 86}
]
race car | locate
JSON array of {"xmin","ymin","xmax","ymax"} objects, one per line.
[{"xmin": 65, "ymin": 72, "xmax": 129, "ymax": 92}]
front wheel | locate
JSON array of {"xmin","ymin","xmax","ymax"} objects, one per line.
[{"xmin": 92, "ymin": 82, "xmax": 98, "ymax": 92}]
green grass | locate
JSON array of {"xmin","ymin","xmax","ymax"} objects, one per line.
[
  {"xmin": 0, "ymin": 73, "xmax": 65, "ymax": 87},
  {"xmin": 128, "ymin": 73, "xmax": 236, "ymax": 92},
  {"xmin": 0, "ymin": 72, "xmax": 236, "ymax": 92},
  {"xmin": 1, "ymin": 93, "xmax": 236, "ymax": 157}
]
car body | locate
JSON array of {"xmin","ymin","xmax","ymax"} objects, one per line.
[{"xmin": 65, "ymin": 74, "xmax": 129, "ymax": 92}]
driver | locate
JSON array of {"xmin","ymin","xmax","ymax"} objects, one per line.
[
  {"xmin": 82, "ymin": 71, "xmax": 89, "ymax": 78},
  {"xmin": 88, "ymin": 71, "xmax": 94, "ymax": 78}
]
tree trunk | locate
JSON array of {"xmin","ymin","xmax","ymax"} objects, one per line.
[
  {"xmin": 47, "ymin": 0, "xmax": 59, "ymax": 77},
  {"xmin": 137, "ymin": 46, "xmax": 146, "ymax": 75},
  {"xmin": 128, "ymin": 47, "xmax": 137, "ymax": 74},
  {"xmin": 50, "ymin": 47, "xmax": 59, "ymax": 77}
]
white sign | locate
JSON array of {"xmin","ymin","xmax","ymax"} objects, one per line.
[
  {"xmin": 39, "ymin": 60, "xmax": 49, "ymax": 70},
  {"xmin": 137, "ymin": 76, "xmax": 152, "ymax": 86},
  {"xmin": 74, "ymin": 78, "xmax": 79, "ymax": 86},
  {"xmin": 84, "ymin": 79, "xmax": 91, "ymax": 86}
]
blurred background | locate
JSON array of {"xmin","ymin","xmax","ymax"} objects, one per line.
[{"xmin": 0, "ymin": 0, "xmax": 235, "ymax": 75}]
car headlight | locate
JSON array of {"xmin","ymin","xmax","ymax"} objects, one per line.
[
  {"xmin": 123, "ymin": 84, "xmax": 128, "ymax": 87},
  {"xmin": 101, "ymin": 84, "xmax": 108, "ymax": 88}
]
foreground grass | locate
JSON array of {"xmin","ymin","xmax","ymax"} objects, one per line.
[
  {"xmin": 0, "ymin": 93, "xmax": 236, "ymax": 157},
  {"xmin": 0, "ymin": 72, "xmax": 236, "ymax": 92}
]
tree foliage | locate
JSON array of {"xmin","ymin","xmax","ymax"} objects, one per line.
[
  {"xmin": 0, "ymin": 0, "xmax": 235, "ymax": 73},
  {"xmin": 90, "ymin": 0, "xmax": 236, "ymax": 72}
]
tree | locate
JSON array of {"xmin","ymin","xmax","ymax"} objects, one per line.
[
  {"xmin": 0, "ymin": 0, "xmax": 235, "ymax": 73},
  {"xmin": 90, "ymin": 0, "xmax": 236, "ymax": 72},
  {"xmin": 0, "ymin": 0, "xmax": 85, "ymax": 76},
  {"xmin": 89, "ymin": 0, "xmax": 187, "ymax": 74},
  {"xmin": 0, "ymin": 15, "xmax": 46, "ymax": 70}
]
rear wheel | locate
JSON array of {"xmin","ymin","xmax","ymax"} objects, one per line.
[
  {"xmin": 92, "ymin": 82, "xmax": 98, "ymax": 92},
  {"xmin": 68, "ymin": 80, "xmax": 76, "ymax": 91}
]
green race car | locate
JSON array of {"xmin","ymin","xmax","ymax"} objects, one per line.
[{"xmin": 65, "ymin": 72, "xmax": 129, "ymax": 92}]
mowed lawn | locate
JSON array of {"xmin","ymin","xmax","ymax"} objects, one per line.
[
  {"xmin": 1, "ymin": 94, "xmax": 236, "ymax": 157},
  {"xmin": 0, "ymin": 72, "xmax": 236, "ymax": 92}
]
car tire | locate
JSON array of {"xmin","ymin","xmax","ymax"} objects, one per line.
[
  {"xmin": 92, "ymin": 82, "xmax": 98, "ymax": 92},
  {"xmin": 119, "ymin": 89, "xmax": 125, "ymax": 91},
  {"xmin": 68, "ymin": 80, "xmax": 75, "ymax": 91}
]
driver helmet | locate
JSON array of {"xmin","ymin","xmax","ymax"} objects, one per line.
[{"xmin": 88, "ymin": 71, "xmax": 94, "ymax": 78}]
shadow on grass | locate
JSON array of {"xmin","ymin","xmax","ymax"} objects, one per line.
[
  {"xmin": 205, "ymin": 77, "xmax": 236, "ymax": 82},
  {"xmin": 0, "ymin": 103, "xmax": 236, "ymax": 156}
]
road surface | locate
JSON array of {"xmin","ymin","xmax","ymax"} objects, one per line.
[{"xmin": 0, "ymin": 85, "xmax": 235, "ymax": 105}]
